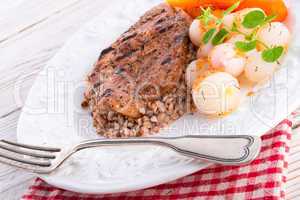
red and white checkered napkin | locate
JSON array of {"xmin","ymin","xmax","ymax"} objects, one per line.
[{"xmin": 22, "ymin": 119, "xmax": 292, "ymax": 200}]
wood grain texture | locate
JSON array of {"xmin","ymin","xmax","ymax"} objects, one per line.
[
  {"xmin": 0, "ymin": 0, "xmax": 111, "ymax": 117},
  {"xmin": 0, "ymin": 0, "xmax": 110, "ymax": 199},
  {"xmin": 0, "ymin": 0, "xmax": 299, "ymax": 199}
]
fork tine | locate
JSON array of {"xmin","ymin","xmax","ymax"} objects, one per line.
[
  {"xmin": 0, "ymin": 140, "xmax": 61, "ymax": 152},
  {"xmin": 0, "ymin": 141, "xmax": 56, "ymax": 159},
  {"xmin": 0, "ymin": 151, "xmax": 51, "ymax": 167},
  {"xmin": 0, "ymin": 156, "xmax": 51, "ymax": 173}
]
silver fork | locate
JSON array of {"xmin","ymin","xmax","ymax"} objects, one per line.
[{"xmin": 0, "ymin": 135, "xmax": 261, "ymax": 174}]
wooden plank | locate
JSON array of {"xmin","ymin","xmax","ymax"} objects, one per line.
[
  {"xmin": 0, "ymin": 0, "xmax": 110, "ymax": 198},
  {"xmin": 0, "ymin": 0, "xmax": 111, "ymax": 117},
  {"xmin": 286, "ymin": 190, "xmax": 300, "ymax": 200},
  {"xmin": 0, "ymin": 110, "xmax": 34, "ymax": 198},
  {"xmin": 0, "ymin": 178, "xmax": 34, "ymax": 200},
  {"xmin": 0, "ymin": 0, "xmax": 81, "ymax": 44}
]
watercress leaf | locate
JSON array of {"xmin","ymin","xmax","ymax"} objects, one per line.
[
  {"xmin": 262, "ymin": 14, "xmax": 277, "ymax": 25},
  {"xmin": 212, "ymin": 28, "xmax": 229, "ymax": 45},
  {"xmin": 202, "ymin": 28, "xmax": 217, "ymax": 44},
  {"xmin": 262, "ymin": 46, "xmax": 284, "ymax": 62},
  {"xmin": 224, "ymin": 1, "xmax": 240, "ymax": 16},
  {"xmin": 242, "ymin": 10, "xmax": 266, "ymax": 29},
  {"xmin": 235, "ymin": 40, "xmax": 257, "ymax": 52}
]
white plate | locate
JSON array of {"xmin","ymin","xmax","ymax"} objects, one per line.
[{"xmin": 17, "ymin": 0, "xmax": 300, "ymax": 194}]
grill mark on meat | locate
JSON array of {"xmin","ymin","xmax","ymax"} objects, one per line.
[
  {"xmin": 101, "ymin": 89, "xmax": 113, "ymax": 98},
  {"xmin": 144, "ymin": 49, "xmax": 157, "ymax": 56},
  {"xmin": 115, "ymin": 67, "xmax": 125, "ymax": 75},
  {"xmin": 157, "ymin": 24, "xmax": 174, "ymax": 33},
  {"xmin": 120, "ymin": 32, "xmax": 138, "ymax": 42},
  {"xmin": 99, "ymin": 46, "xmax": 114, "ymax": 59},
  {"xmin": 115, "ymin": 49, "xmax": 139, "ymax": 61},
  {"xmin": 141, "ymin": 8, "xmax": 167, "ymax": 24},
  {"xmin": 155, "ymin": 17, "xmax": 167, "ymax": 25},
  {"xmin": 93, "ymin": 82, "xmax": 102, "ymax": 89}
]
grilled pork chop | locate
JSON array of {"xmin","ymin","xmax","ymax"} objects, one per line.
[{"xmin": 83, "ymin": 3, "xmax": 196, "ymax": 137}]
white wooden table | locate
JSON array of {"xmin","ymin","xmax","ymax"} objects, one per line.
[{"xmin": 0, "ymin": 1, "xmax": 299, "ymax": 199}]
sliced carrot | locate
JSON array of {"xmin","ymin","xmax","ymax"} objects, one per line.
[
  {"xmin": 165, "ymin": 0, "xmax": 200, "ymax": 8},
  {"xmin": 237, "ymin": 0, "xmax": 288, "ymax": 21},
  {"xmin": 166, "ymin": 0, "xmax": 288, "ymax": 22},
  {"xmin": 166, "ymin": 0, "xmax": 242, "ymax": 18},
  {"xmin": 212, "ymin": 9, "xmax": 224, "ymax": 18},
  {"xmin": 184, "ymin": 7, "xmax": 202, "ymax": 18},
  {"xmin": 184, "ymin": 6, "xmax": 236, "ymax": 18},
  {"xmin": 199, "ymin": 0, "xmax": 243, "ymax": 9},
  {"xmin": 166, "ymin": 0, "xmax": 243, "ymax": 9}
]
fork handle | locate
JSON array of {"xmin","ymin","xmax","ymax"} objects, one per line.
[{"xmin": 76, "ymin": 135, "xmax": 261, "ymax": 165}]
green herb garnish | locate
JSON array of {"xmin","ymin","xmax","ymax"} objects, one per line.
[
  {"xmin": 235, "ymin": 40, "xmax": 257, "ymax": 52},
  {"xmin": 242, "ymin": 10, "xmax": 266, "ymax": 29},
  {"xmin": 212, "ymin": 29, "xmax": 229, "ymax": 45},
  {"xmin": 223, "ymin": 1, "xmax": 240, "ymax": 16},
  {"xmin": 202, "ymin": 28, "xmax": 217, "ymax": 44},
  {"xmin": 197, "ymin": 7, "xmax": 215, "ymax": 25},
  {"xmin": 262, "ymin": 46, "xmax": 284, "ymax": 62},
  {"xmin": 262, "ymin": 14, "xmax": 278, "ymax": 25},
  {"xmin": 198, "ymin": 2, "xmax": 240, "ymax": 44},
  {"xmin": 195, "ymin": 2, "xmax": 283, "ymax": 63}
]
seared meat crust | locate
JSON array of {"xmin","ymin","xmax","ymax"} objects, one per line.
[{"xmin": 83, "ymin": 3, "xmax": 196, "ymax": 136}]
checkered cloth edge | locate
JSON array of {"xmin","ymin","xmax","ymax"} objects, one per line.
[{"xmin": 21, "ymin": 119, "xmax": 292, "ymax": 200}]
